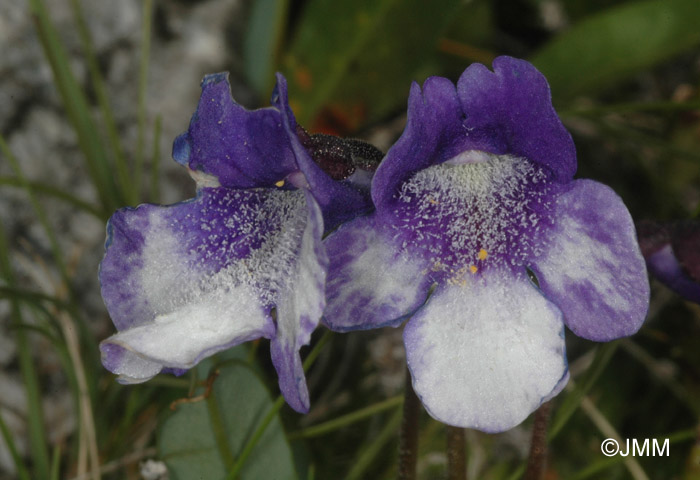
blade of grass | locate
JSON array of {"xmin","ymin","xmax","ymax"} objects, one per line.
[
  {"xmin": 67, "ymin": 0, "xmax": 135, "ymax": 205},
  {"xmin": 134, "ymin": 0, "xmax": 154, "ymax": 198},
  {"xmin": 0, "ymin": 134, "xmax": 100, "ymax": 371},
  {"xmin": 27, "ymin": 0, "xmax": 123, "ymax": 211},
  {"xmin": 149, "ymin": 115, "xmax": 162, "ymax": 203},
  {"xmin": 50, "ymin": 444, "xmax": 62, "ymax": 480},
  {"xmin": 0, "ymin": 409, "xmax": 32, "ymax": 480},
  {"xmin": 0, "ymin": 225, "xmax": 51, "ymax": 480},
  {"xmin": 562, "ymin": 99, "xmax": 700, "ymax": 116},
  {"xmin": 0, "ymin": 135, "xmax": 69, "ymax": 280},
  {"xmin": 226, "ymin": 331, "xmax": 333, "ymax": 480},
  {"xmin": 570, "ymin": 428, "xmax": 696, "ymax": 480},
  {"xmin": 345, "ymin": 408, "xmax": 403, "ymax": 480},
  {"xmin": 0, "ymin": 176, "xmax": 104, "ymax": 219},
  {"xmin": 578, "ymin": 394, "xmax": 649, "ymax": 480},
  {"xmin": 549, "ymin": 341, "xmax": 619, "ymax": 439},
  {"xmin": 0, "ymin": 286, "xmax": 72, "ymax": 310},
  {"xmin": 288, "ymin": 395, "xmax": 403, "ymax": 440}
]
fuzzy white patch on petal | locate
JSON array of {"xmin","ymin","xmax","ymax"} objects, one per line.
[
  {"xmin": 270, "ymin": 191, "xmax": 328, "ymax": 413},
  {"xmin": 404, "ymin": 271, "xmax": 567, "ymax": 432},
  {"xmin": 104, "ymin": 282, "xmax": 270, "ymax": 374}
]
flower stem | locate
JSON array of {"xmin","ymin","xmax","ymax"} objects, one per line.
[
  {"xmin": 524, "ymin": 401, "xmax": 552, "ymax": 480},
  {"xmin": 447, "ymin": 426, "xmax": 466, "ymax": 480},
  {"xmin": 398, "ymin": 367, "xmax": 420, "ymax": 480}
]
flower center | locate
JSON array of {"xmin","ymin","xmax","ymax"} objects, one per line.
[{"xmin": 391, "ymin": 152, "xmax": 555, "ymax": 281}]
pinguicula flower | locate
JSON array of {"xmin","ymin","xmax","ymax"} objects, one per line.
[
  {"xmin": 99, "ymin": 73, "xmax": 376, "ymax": 413},
  {"xmin": 322, "ymin": 56, "xmax": 650, "ymax": 431},
  {"xmin": 637, "ymin": 219, "xmax": 700, "ymax": 304}
]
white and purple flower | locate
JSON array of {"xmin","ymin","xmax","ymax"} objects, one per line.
[
  {"xmin": 322, "ymin": 57, "xmax": 650, "ymax": 431},
  {"xmin": 637, "ymin": 219, "xmax": 700, "ymax": 304},
  {"xmin": 99, "ymin": 73, "xmax": 373, "ymax": 413}
]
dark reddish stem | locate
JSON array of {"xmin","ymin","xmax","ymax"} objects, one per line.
[
  {"xmin": 398, "ymin": 367, "xmax": 420, "ymax": 480},
  {"xmin": 447, "ymin": 426, "xmax": 467, "ymax": 480},
  {"xmin": 524, "ymin": 401, "xmax": 552, "ymax": 480}
]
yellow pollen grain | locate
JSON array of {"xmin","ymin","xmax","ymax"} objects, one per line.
[
  {"xmin": 275, "ymin": 180, "xmax": 285, "ymax": 187},
  {"xmin": 477, "ymin": 249, "xmax": 488, "ymax": 261},
  {"xmin": 469, "ymin": 265, "xmax": 478, "ymax": 274}
]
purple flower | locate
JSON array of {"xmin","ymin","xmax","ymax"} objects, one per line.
[
  {"xmin": 637, "ymin": 220, "xmax": 700, "ymax": 304},
  {"xmin": 99, "ymin": 73, "xmax": 372, "ymax": 413},
  {"xmin": 322, "ymin": 57, "xmax": 650, "ymax": 431}
]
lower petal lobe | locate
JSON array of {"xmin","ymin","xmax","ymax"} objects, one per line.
[
  {"xmin": 322, "ymin": 215, "xmax": 434, "ymax": 331},
  {"xmin": 403, "ymin": 270, "xmax": 567, "ymax": 432},
  {"xmin": 531, "ymin": 179, "xmax": 650, "ymax": 341},
  {"xmin": 99, "ymin": 187, "xmax": 322, "ymax": 392}
]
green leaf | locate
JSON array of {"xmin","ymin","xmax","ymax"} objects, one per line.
[
  {"xmin": 531, "ymin": 0, "xmax": 700, "ymax": 102},
  {"xmin": 244, "ymin": 0, "xmax": 290, "ymax": 98},
  {"xmin": 158, "ymin": 361, "xmax": 298, "ymax": 480},
  {"xmin": 283, "ymin": 0, "xmax": 461, "ymax": 129}
]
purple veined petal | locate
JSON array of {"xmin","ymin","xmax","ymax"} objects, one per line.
[
  {"xmin": 272, "ymin": 73, "xmax": 374, "ymax": 230},
  {"xmin": 373, "ymin": 56, "xmax": 576, "ymax": 211},
  {"xmin": 269, "ymin": 190, "xmax": 328, "ymax": 413},
  {"xmin": 530, "ymin": 179, "xmax": 650, "ymax": 341},
  {"xmin": 172, "ymin": 72, "xmax": 297, "ymax": 188},
  {"xmin": 322, "ymin": 215, "xmax": 434, "ymax": 331},
  {"xmin": 647, "ymin": 245, "xmax": 700, "ymax": 304},
  {"xmin": 99, "ymin": 188, "xmax": 325, "ymax": 407},
  {"xmin": 403, "ymin": 269, "xmax": 568, "ymax": 432}
]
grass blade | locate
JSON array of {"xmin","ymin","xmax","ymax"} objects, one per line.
[
  {"xmin": 149, "ymin": 115, "xmax": 162, "ymax": 203},
  {"xmin": 0, "ymin": 225, "xmax": 51, "ymax": 479},
  {"xmin": 27, "ymin": 0, "xmax": 123, "ymax": 211},
  {"xmin": 549, "ymin": 341, "xmax": 618, "ymax": 439},
  {"xmin": 0, "ymin": 410, "xmax": 32, "ymax": 480},
  {"xmin": 0, "ymin": 176, "xmax": 104, "ymax": 219},
  {"xmin": 67, "ymin": 0, "xmax": 135, "ymax": 205},
  {"xmin": 134, "ymin": 0, "xmax": 154, "ymax": 199}
]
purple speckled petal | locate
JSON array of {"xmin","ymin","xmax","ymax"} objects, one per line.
[
  {"xmin": 322, "ymin": 215, "xmax": 434, "ymax": 331},
  {"xmin": 531, "ymin": 180, "xmax": 650, "ymax": 341},
  {"xmin": 99, "ymin": 188, "xmax": 325, "ymax": 404},
  {"xmin": 647, "ymin": 245, "xmax": 700, "ymax": 304},
  {"xmin": 269, "ymin": 190, "xmax": 328, "ymax": 413},
  {"xmin": 373, "ymin": 56, "xmax": 575, "ymax": 210},
  {"xmin": 172, "ymin": 72, "xmax": 297, "ymax": 188},
  {"xmin": 404, "ymin": 270, "xmax": 568, "ymax": 432},
  {"xmin": 273, "ymin": 73, "xmax": 374, "ymax": 230}
]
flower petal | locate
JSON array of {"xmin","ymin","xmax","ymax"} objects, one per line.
[
  {"xmin": 372, "ymin": 76, "xmax": 464, "ymax": 209},
  {"xmin": 456, "ymin": 56, "xmax": 576, "ymax": 182},
  {"xmin": 322, "ymin": 215, "xmax": 434, "ymax": 331},
  {"xmin": 531, "ymin": 179, "xmax": 650, "ymax": 341},
  {"xmin": 671, "ymin": 220, "xmax": 700, "ymax": 284},
  {"xmin": 403, "ymin": 270, "xmax": 567, "ymax": 432},
  {"xmin": 100, "ymin": 286, "xmax": 272, "ymax": 382},
  {"xmin": 373, "ymin": 56, "xmax": 575, "ymax": 210},
  {"xmin": 172, "ymin": 72, "xmax": 297, "ymax": 188},
  {"xmin": 99, "ymin": 187, "xmax": 323, "ymax": 403},
  {"xmin": 647, "ymin": 245, "xmax": 700, "ymax": 304},
  {"xmin": 269, "ymin": 190, "xmax": 328, "ymax": 413},
  {"xmin": 272, "ymin": 73, "xmax": 374, "ymax": 230}
]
